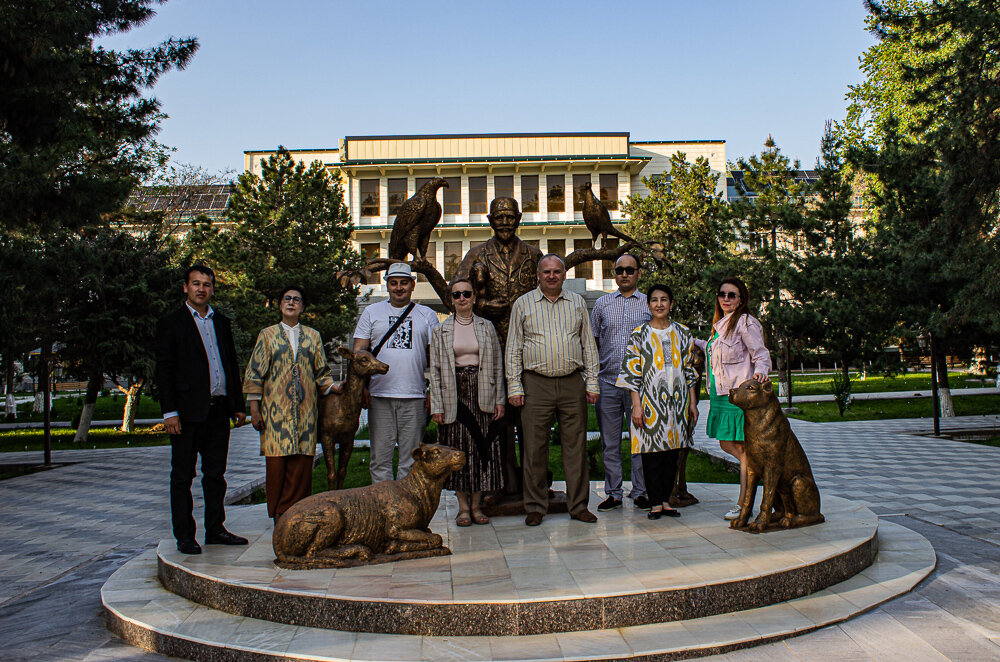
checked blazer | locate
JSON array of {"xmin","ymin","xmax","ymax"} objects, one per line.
[{"xmin": 428, "ymin": 314, "xmax": 505, "ymax": 424}]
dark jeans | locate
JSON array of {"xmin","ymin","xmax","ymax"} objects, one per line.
[
  {"xmin": 641, "ymin": 448, "xmax": 680, "ymax": 509},
  {"xmin": 170, "ymin": 401, "xmax": 231, "ymax": 542}
]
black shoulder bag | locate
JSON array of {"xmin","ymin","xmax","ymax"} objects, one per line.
[{"xmin": 370, "ymin": 302, "xmax": 415, "ymax": 358}]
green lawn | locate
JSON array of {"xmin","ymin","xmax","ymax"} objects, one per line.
[
  {"xmin": 0, "ymin": 427, "xmax": 168, "ymax": 452},
  {"xmin": 252, "ymin": 439, "xmax": 736, "ymax": 502},
  {"xmin": 12, "ymin": 394, "xmax": 162, "ymax": 423},
  {"xmin": 782, "ymin": 371, "xmax": 985, "ymax": 397},
  {"xmin": 787, "ymin": 394, "xmax": 1000, "ymax": 422}
]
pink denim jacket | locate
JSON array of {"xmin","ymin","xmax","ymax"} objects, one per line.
[{"xmin": 708, "ymin": 313, "xmax": 772, "ymax": 395}]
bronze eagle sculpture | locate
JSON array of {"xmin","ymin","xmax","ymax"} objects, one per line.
[
  {"xmin": 388, "ymin": 177, "xmax": 449, "ymax": 260},
  {"xmin": 582, "ymin": 180, "xmax": 634, "ymax": 248}
]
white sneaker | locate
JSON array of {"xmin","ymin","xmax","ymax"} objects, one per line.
[{"xmin": 724, "ymin": 505, "xmax": 741, "ymax": 521}]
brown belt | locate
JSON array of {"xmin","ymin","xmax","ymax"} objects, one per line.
[{"xmin": 524, "ymin": 369, "xmax": 581, "ymax": 379}]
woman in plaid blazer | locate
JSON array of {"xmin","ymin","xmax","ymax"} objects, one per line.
[{"xmin": 429, "ymin": 279, "xmax": 506, "ymax": 526}]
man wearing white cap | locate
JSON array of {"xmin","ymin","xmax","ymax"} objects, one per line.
[{"xmin": 353, "ymin": 263, "xmax": 439, "ymax": 482}]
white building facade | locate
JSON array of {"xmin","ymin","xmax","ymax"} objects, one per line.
[{"xmin": 245, "ymin": 133, "xmax": 726, "ymax": 301}]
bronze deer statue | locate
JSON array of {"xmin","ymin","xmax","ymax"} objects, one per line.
[{"xmin": 319, "ymin": 346, "xmax": 389, "ymax": 490}]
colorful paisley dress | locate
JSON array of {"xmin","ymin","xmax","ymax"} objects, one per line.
[{"xmin": 615, "ymin": 321, "xmax": 699, "ymax": 453}]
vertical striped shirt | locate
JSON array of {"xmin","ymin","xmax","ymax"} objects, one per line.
[
  {"xmin": 590, "ymin": 290, "xmax": 651, "ymax": 386},
  {"xmin": 505, "ymin": 287, "xmax": 600, "ymax": 397}
]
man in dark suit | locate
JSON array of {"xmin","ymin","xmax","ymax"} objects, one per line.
[{"xmin": 156, "ymin": 264, "xmax": 247, "ymax": 554}]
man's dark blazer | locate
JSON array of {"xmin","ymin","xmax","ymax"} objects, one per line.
[{"xmin": 155, "ymin": 305, "xmax": 245, "ymax": 423}]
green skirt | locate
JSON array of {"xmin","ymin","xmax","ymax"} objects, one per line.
[{"xmin": 706, "ymin": 393, "xmax": 744, "ymax": 442}]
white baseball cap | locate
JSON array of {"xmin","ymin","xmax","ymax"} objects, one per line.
[{"xmin": 384, "ymin": 262, "xmax": 417, "ymax": 281}]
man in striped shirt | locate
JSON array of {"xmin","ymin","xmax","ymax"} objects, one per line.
[
  {"xmin": 590, "ymin": 254, "xmax": 652, "ymax": 512},
  {"xmin": 506, "ymin": 254, "xmax": 601, "ymax": 526}
]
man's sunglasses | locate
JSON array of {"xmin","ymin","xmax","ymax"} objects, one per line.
[
  {"xmin": 614, "ymin": 266, "xmax": 637, "ymax": 276},
  {"xmin": 717, "ymin": 292, "xmax": 740, "ymax": 301},
  {"xmin": 451, "ymin": 290, "xmax": 473, "ymax": 300}
]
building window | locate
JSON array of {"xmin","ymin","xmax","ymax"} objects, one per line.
[
  {"xmin": 470, "ymin": 176, "xmax": 487, "ymax": 214},
  {"xmin": 361, "ymin": 242, "xmax": 380, "ymax": 261},
  {"xmin": 444, "ymin": 241, "xmax": 463, "ymax": 280},
  {"xmin": 546, "ymin": 239, "xmax": 565, "ymax": 258},
  {"xmin": 574, "ymin": 239, "xmax": 593, "ymax": 279},
  {"xmin": 443, "ymin": 177, "xmax": 461, "ymax": 215},
  {"xmin": 360, "ymin": 179, "xmax": 379, "ymax": 217},
  {"xmin": 494, "ymin": 175, "xmax": 513, "ymax": 201},
  {"xmin": 523, "ymin": 239, "xmax": 540, "ymax": 249},
  {"xmin": 602, "ymin": 238, "xmax": 619, "ymax": 277},
  {"xmin": 573, "ymin": 174, "xmax": 591, "ymax": 212},
  {"xmin": 417, "ymin": 242, "xmax": 435, "ymax": 281},
  {"xmin": 600, "ymin": 174, "xmax": 619, "ymax": 211},
  {"xmin": 521, "ymin": 175, "xmax": 539, "ymax": 212},
  {"xmin": 388, "ymin": 178, "xmax": 408, "ymax": 216},
  {"xmin": 415, "ymin": 177, "xmax": 434, "ymax": 192},
  {"xmin": 547, "ymin": 175, "xmax": 565, "ymax": 213}
]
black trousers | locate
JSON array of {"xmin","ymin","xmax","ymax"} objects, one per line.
[
  {"xmin": 170, "ymin": 401, "xmax": 231, "ymax": 542},
  {"xmin": 641, "ymin": 448, "xmax": 681, "ymax": 509}
]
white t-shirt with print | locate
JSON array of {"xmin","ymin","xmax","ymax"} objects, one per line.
[{"xmin": 353, "ymin": 301, "xmax": 439, "ymax": 398}]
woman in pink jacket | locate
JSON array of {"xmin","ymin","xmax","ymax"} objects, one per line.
[{"xmin": 705, "ymin": 277, "xmax": 772, "ymax": 520}]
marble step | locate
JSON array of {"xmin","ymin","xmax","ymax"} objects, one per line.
[
  {"xmin": 103, "ymin": 519, "xmax": 934, "ymax": 662},
  {"xmin": 156, "ymin": 487, "xmax": 879, "ymax": 636}
]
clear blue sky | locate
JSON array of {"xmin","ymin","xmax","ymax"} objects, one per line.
[{"xmin": 99, "ymin": 0, "xmax": 875, "ymax": 176}]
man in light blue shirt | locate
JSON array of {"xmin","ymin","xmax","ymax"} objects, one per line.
[{"xmin": 590, "ymin": 254, "xmax": 651, "ymax": 511}]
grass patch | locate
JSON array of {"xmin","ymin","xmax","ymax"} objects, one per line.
[
  {"xmin": 0, "ymin": 427, "xmax": 168, "ymax": 452},
  {"xmin": 784, "ymin": 371, "xmax": 982, "ymax": 397},
  {"xmin": 251, "ymin": 438, "xmax": 736, "ymax": 503},
  {"xmin": 787, "ymin": 394, "xmax": 1000, "ymax": 422},
  {"xmin": 12, "ymin": 394, "xmax": 162, "ymax": 423}
]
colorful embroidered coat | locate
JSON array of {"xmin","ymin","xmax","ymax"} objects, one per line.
[
  {"xmin": 243, "ymin": 324, "xmax": 335, "ymax": 457},
  {"xmin": 616, "ymin": 321, "xmax": 699, "ymax": 453}
]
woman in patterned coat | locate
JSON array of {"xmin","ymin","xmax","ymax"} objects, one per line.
[
  {"xmin": 244, "ymin": 286, "xmax": 338, "ymax": 523},
  {"xmin": 429, "ymin": 278, "xmax": 506, "ymax": 527},
  {"xmin": 617, "ymin": 284, "xmax": 699, "ymax": 519}
]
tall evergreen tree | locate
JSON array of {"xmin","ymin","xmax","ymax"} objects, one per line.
[
  {"xmin": 729, "ymin": 137, "xmax": 807, "ymax": 405},
  {"xmin": 0, "ymin": 0, "xmax": 197, "ymax": 233},
  {"xmin": 622, "ymin": 152, "xmax": 739, "ymax": 334},
  {"xmin": 183, "ymin": 148, "xmax": 361, "ymax": 356}
]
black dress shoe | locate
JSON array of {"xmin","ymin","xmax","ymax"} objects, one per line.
[
  {"xmin": 662, "ymin": 509, "xmax": 681, "ymax": 517},
  {"xmin": 647, "ymin": 510, "xmax": 662, "ymax": 520},
  {"xmin": 177, "ymin": 539, "xmax": 202, "ymax": 554},
  {"xmin": 598, "ymin": 496, "xmax": 622, "ymax": 512},
  {"xmin": 205, "ymin": 530, "xmax": 248, "ymax": 545}
]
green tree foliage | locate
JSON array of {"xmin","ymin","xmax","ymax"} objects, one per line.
[
  {"xmin": 784, "ymin": 124, "xmax": 894, "ymax": 403},
  {"xmin": 183, "ymin": 148, "xmax": 361, "ymax": 354},
  {"xmin": 622, "ymin": 153, "xmax": 738, "ymax": 333},
  {"xmin": 0, "ymin": 0, "xmax": 197, "ymax": 233},
  {"xmin": 729, "ymin": 137, "xmax": 807, "ymax": 402}
]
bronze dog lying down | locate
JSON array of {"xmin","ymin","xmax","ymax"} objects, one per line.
[
  {"xmin": 273, "ymin": 444, "xmax": 465, "ymax": 569},
  {"xmin": 728, "ymin": 379, "xmax": 824, "ymax": 533}
]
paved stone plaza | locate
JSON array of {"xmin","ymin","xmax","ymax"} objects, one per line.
[{"xmin": 1, "ymin": 400, "xmax": 999, "ymax": 661}]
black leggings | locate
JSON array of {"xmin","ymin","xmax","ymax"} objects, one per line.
[{"xmin": 640, "ymin": 448, "xmax": 681, "ymax": 509}]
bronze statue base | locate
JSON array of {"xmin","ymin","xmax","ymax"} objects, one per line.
[{"xmin": 481, "ymin": 490, "xmax": 569, "ymax": 517}]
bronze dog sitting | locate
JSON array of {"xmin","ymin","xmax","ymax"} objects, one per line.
[
  {"xmin": 273, "ymin": 444, "xmax": 465, "ymax": 569},
  {"xmin": 319, "ymin": 346, "xmax": 389, "ymax": 490},
  {"xmin": 728, "ymin": 379, "xmax": 824, "ymax": 533}
]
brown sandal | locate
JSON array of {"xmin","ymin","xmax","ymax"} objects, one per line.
[{"xmin": 472, "ymin": 511, "xmax": 490, "ymax": 525}]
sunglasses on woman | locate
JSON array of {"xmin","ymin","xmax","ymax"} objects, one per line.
[
  {"xmin": 451, "ymin": 290, "xmax": 473, "ymax": 300},
  {"xmin": 717, "ymin": 291, "xmax": 740, "ymax": 300}
]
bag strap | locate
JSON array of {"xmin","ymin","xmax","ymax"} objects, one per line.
[{"xmin": 371, "ymin": 302, "xmax": 415, "ymax": 358}]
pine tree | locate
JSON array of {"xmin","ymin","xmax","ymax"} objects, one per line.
[{"xmin": 183, "ymin": 148, "xmax": 362, "ymax": 356}]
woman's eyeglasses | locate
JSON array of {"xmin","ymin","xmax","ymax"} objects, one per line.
[
  {"xmin": 717, "ymin": 292, "xmax": 740, "ymax": 301},
  {"xmin": 614, "ymin": 266, "xmax": 637, "ymax": 276},
  {"xmin": 451, "ymin": 290, "xmax": 473, "ymax": 300},
  {"xmin": 282, "ymin": 295, "xmax": 303, "ymax": 303}
]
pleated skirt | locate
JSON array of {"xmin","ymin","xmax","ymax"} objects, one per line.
[{"xmin": 439, "ymin": 366, "xmax": 504, "ymax": 493}]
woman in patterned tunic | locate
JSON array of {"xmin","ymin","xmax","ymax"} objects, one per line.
[
  {"xmin": 243, "ymin": 287, "xmax": 338, "ymax": 523},
  {"xmin": 616, "ymin": 284, "xmax": 699, "ymax": 519},
  {"xmin": 429, "ymin": 279, "xmax": 506, "ymax": 526}
]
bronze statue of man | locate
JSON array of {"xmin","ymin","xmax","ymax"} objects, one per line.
[
  {"xmin": 456, "ymin": 197, "xmax": 541, "ymax": 496},
  {"xmin": 456, "ymin": 197, "xmax": 542, "ymax": 347}
]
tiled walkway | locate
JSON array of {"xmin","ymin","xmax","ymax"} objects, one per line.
[{"xmin": 1, "ymin": 404, "xmax": 999, "ymax": 660}]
